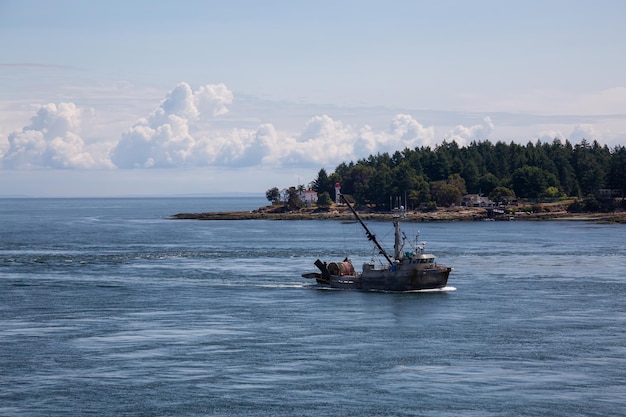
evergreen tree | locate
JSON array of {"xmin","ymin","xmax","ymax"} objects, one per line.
[
  {"xmin": 489, "ymin": 186, "xmax": 515, "ymax": 205},
  {"xmin": 607, "ymin": 146, "xmax": 626, "ymax": 193},
  {"xmin": 366, "ymin": 164, "xmax": 393, "ymax": 208},
  {"xmin": 573, "ymin": 141, "xmax": 605, "ymax": 196},
  {"xmin": 547, "ymin": 139, "xmax": 576, "ymax": 196},
  {"xmin": 461, "ymin": 160, "xmax": 480, "ymax": 193},
  {"xmin": 431, "ymin": 181, "xmax": 462, "ymax": 207},
  {"xmin": 265, "ymin": 187, "xmax": 281, "ymax": 203},
  {"xmin": 478, "ymin": 173, "xmax": 500, "ymax": 196},
  {"xmin": 511, "ymin": 166, "xmax": 558, "ymax": 199},
  {"xmin": 285, "ymin": 187, "xmax": 304, "ymax": 210},
  {"xmin": 446, "ymin": 173, "xmax": 467, "ymax": 196},
  {"xmin": 311, "ymin": 168, "xmax": 333, "ymax": 196},
  {"xmin": 317, "ymin": 192, "xmax": 333, "ymax": 208}
]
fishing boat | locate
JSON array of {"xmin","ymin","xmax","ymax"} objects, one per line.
[{"xmin": 302, "ymin": 195, "xmax": 452, "ymax": 291}]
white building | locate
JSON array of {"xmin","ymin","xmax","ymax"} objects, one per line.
[{"xmin": 300, "ymin": 189, "xmax": 318, "ymax": 205}]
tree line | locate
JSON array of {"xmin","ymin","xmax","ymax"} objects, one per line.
[
  {"xmin": 303, "ymin": 139, "xmax": 626, "ymax": 211},
  {"xmin": 266, "ymin": 139, "xmax": 626, "ymax": 210}
]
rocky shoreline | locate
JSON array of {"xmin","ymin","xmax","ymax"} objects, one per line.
[{"xmin": 172, "ymin": 205, "xmax": 626, "ymax": 223}]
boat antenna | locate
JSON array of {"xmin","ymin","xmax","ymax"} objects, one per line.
[{"xmin": 340, "ymin": 194, "xmax": 394, "ymax": 266}]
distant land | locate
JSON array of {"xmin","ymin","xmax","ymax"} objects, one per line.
[{"xmin": 172, "ymin": 201, "xmax": 626, "ymax": 224}]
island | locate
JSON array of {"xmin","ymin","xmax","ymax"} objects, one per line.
[{"xmin": 172, "ymin": 200, "xmax": 626, "ymax": 223}]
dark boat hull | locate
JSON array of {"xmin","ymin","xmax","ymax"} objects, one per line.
[{"xmin": 316, "ymin": 267, "xmax": 451, "ymax": 292}]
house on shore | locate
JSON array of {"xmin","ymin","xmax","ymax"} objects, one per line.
[
  {"xmin": 300, "ymin": 189, "xmax": 318, "ymax": 206},
  {"xmin": 461, "ymin": 194, "xmax": 495, "ymax": 208},
  {"xmin": 598, "ymin": 189, "xmax": 624, "ymax": 198}
]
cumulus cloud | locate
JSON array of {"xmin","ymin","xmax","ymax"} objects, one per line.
[
  {"xmin": 363, "ymin": 114, "xmax": 435, "ymax": 152},
  {"xmin": 1, "ymin": 102, "xmax": 103, "ymax": 169},
  {"xmin": 191, "ymin": 124, "xmax": 281, "ymax": 167},
  {"xmin": 277, "ymin": 115, "xmax": 354, "ymax": 166},
  {"xmin": 195, "ymin": 84, "xmax": 233, "ymax": 117},
  {"xmin": 270, "ymin": 114, "xmax": 435, "ymax": 167},
  {"xmin": 445, "ymin": 117, "xmax": 495, "ymax": 146},
  {"xmin": 536, "ymin": 129, "xmax": 567, "ymax": 143},
  {"xmin": 2, "ymin": 83, "xmax": 512, "ymax": 173},
  {"xmin": 110, "ymin": 83, "xmax": 438, "ymax": 170},
  {"xmin": 537, "ymin": 124, "xmax": 609, "ymax": 145},
  {"xmin": 4, "ymin": 79, "xmax": 626, "ymax": 176},
  {"xmin": 112, "ymin": 96, "xmax": 284, "ymax": 169},
  {"xmin": 110, "ymin": 82, "xmax": 234, "ymax": 168},
  {"xmin": 569, "ymin": 124, "xmax": 600, "ymax": 143}
]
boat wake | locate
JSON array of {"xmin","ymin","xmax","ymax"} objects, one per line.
[
  {"xmin": 407, "ymin": 286, "xmax": 456, "ymax": 293},
  {"xmin": 314, "ymin": 285, "xmax": 457, "ymax": 293}
]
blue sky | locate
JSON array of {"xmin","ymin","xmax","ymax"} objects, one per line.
[{"xmin": 1, "ymin": 0, "xmax": 625, "ymax": 196}]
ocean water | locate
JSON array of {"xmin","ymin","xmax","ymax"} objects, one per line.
[{"xmin": 1, "ymin": 198, "xmax": 625, "ymax": 416}]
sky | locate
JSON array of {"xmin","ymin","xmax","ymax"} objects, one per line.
[{"xmin": 1, "ymin": 0, "xmax": 625, "ymax": 197}]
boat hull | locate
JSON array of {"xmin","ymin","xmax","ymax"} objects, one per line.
[{"xmin": 316, "ymin": 267, "xmax": 451, "ymax": 292}]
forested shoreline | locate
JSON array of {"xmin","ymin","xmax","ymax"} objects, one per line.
[{"xmin": 302, "ymin": 139, "xmax": 626, "ymax": 212}]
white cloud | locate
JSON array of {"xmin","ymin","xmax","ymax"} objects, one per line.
[
  {"xmin": 191, "ymin": 124, "xmax": 281, "ymax": 167},
  {"xmin": 279, "ymin": 115, "xmax": 354, "ymax": 166},
  {"xmin": 231, "ymin": 124, "xmax": 282, "ymax": 166},
  {"xmin": 386, "ymin": 114, "xmax": 436, "ymax": 149},
  {"xmin": 354, "ymin": 114, "xmax": 434, "ymax": 157},
  {"xmin": 445, "ymin": 116, "xmax": 495, "ymax": 146},
  {"xmin": 195, "ymin": 84, "xmax": 234, "ymax": 117},
  {"xmin": 110, "ymin": 82, "xmax": 233, "ymax": 168},
  {"xmin": 5, "ymin": 81, "xmax": 621, "ymax": 179},
  {"xmin": 569, "ymin": 124, "xmax": 601, "ymax": 143},
  {"xmin": 0, "ymin": 102, "xmax": 107, "ymax": 169},
  {"xmin": 535, "ymin": 124, "xmax": 624, "ymax": 146},
  {"xmin": 274, "ymin": 114, "xmax": 436, "ymax": 167},
  {"xmin": 109, "ymin": 84, "xmax": 440, "ymax": 170},
  {"xmin": 111, "ymin": 114, "xmax": 195, "ymax": 168},
  {"xmin": 536, "ymin": 129, "xmax": 568, "ymax": 143}
]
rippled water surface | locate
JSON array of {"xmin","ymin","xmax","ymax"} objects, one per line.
[{"xmin": 1, "ymin": 198, "xmax": 625, "ymax": 416}]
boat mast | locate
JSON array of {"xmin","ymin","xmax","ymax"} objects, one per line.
[
  {"xmin": 340, "ymin": 194, "xmax": 394, "ymax": 266},
  {"xmin": 393, "ymin": 217, "xmax": 403, "ymax": 260}
]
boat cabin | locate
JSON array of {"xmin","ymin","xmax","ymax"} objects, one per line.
[{"xmin": 401, "ymin": 250, "xmax": 436, "ymax": 264}]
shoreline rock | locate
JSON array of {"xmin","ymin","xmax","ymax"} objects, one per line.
[{"xmin": 171, "ymin": 206, "xmax": 626, "ymax": 223}]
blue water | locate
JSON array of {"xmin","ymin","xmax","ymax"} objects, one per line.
[{"xmin": 1, "ymin": 198, "xmax": 625, "ymax": 416}]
